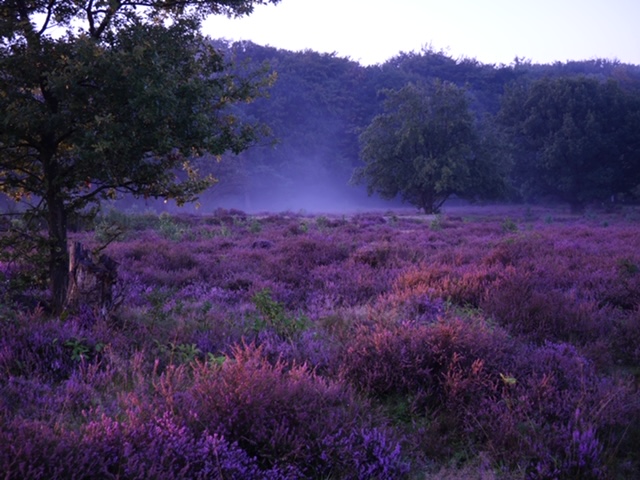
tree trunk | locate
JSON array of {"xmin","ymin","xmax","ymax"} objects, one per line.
[
  {"xmin": 420, "ymin": 191, "xmax": 436, "ymax": 215},
  {"xmin": 66, "ymin": 242, "xmax": 119, "ymax": 319},
  {"xmin": 47, "ymin": 192, "xmax": 69, "ymax": 315},
  {"xmin": 43, "ymin": 144, "xmax": 70, "ymax": 315},
  {"xmin": 423, "ymin": 205, "xmax": 437, "ymax": 214}
]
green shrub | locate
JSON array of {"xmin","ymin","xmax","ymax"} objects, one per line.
[{"xmin": 251, "ymin": 289, "xmax": 309, "ymax": 340}]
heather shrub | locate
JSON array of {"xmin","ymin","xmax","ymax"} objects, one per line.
[
  {"xmin": 610, "ymin": 308, "xmax": 640, "ymax": 365},
  {"xmin": 0, "ymin": 411, "xmax": 265, "ymax": 480},
  {"xmin": 375, "ymin": 289, "xmax": 445, "ymax": 324},
  {"xmin": 0, "ymin": 417, "xmax": 80, "ymax": 480},
  {"xmin": 266, "ymin": 235, "xmax": 350, "ymax": 285},
  {"xmin": 1, "ymin": 349, "xmax": 408, "ymax": 479},
  {"xmin": 482, "ymin": 234, "xmax": 550, "ymax": 268},
  {"xmin": 470, "ymin": 341, "xmax": 640, "ymax": 478},
  {"xmin": 481, "ymin": 267, "xmax": 607, "ymax": 344},
  {"xmin": 340, "ymin": 310, "xmax": 640, "ymax": 475},
  {"xmin": 113, "ymin": 237, "xmax": 213, "ymax": 287},
  {"xmin": 170, "ymin": 343, "xmax": 410, "ymax": 478},
  {"xmin": 351, "ymin": 213, "xmax": 387, "ymax": 228},
  {"xmin": 308, "ymin": 260, "xmax": 397, "ymax": 313},
  {"xmin": 603, "ymin": 257, "xmax": 640, "ymax": 310},
  {"xmin": 255, "ymin": 328, "xmax": 339, "ymax": 374},
  {"xmin": 340, "ymin": 314, "xmax": 515, "ymax": 415},
  {"xmin": 352, "ymin": 241, "xmax": 395, "ymax": 268},
  {"xmin": 394, "ymin": 263, "xmax": 500, "ymax": 309},
  {"xmin": 5, "ymin": 207, "xmax": 640, "ymax": 478},
  {"xmin": 336, "ymin": 313, "xmax": 516, "ymax": 463},
  {"xmin": 82, "ymin": 412, "xmax": 264, "ymax": 479},
  {"xmin": 0, "ymin": 377, "xmax": 59, "ymax": 420},
  {"xmin": 0, "ymin": 316, "xmax": 104, "ymax": 383}
]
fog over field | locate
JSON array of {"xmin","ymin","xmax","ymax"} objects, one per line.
[{"xmin": 201, "ymin": 176, "xmax": 401, "ymax": 214}]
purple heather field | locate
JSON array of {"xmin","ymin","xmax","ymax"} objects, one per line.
[{"xmin": 1, "ymin": 205, "xmax": 640, "ymax": 479}]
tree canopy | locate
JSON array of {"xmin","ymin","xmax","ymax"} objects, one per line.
[
  {"xmin": 353, "ymin": 80, "xmax": 506, "ymax": 214},
  {"xmin": 0, "ymin": 0, "xmax": 280, "ymax": 312},
  {"xmin": 500, "ymin": 75, "xmax": 640, "ymax": 211},
  {"xmin": 185, "ymin": 42, "xmax": 640, "ymax": 213}
]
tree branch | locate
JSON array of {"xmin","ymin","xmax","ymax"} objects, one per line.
[
  {"xmin": 87, "ymin": 0, "xmax": 119, "ymax": 39},
  {"xmin": 37, "ymin": 0, "xmax": 56, "ymax": 36}
]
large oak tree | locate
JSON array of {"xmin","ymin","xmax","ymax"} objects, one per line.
[
  {"xmin": 353, "ymin": 80, "xmax": 507, "ymax": 214},
  {"xmin": 0, "ymin": 1, "xmax": 279, "ymax": 313}
]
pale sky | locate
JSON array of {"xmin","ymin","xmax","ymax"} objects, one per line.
[{"xmin": 202, "ymin": 0, "xmax": 640, "ymax": 66}]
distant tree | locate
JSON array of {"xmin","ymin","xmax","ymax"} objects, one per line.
[
  {"xmin": 0, "ymin": 0, "xmax": 279, "ymax": 313},
  {"xmin": 500, "ymin": 76, "xmax": 640, "ymax": 212},
  {"xmin": 353, "ymin": 81, "xmax": 507, "ymax": 214}
]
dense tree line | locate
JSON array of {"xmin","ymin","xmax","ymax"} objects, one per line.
[
  {"xmin": 500, "ymin": 76, "xmax": 640, "ymax": 212},
  {"xmin": 207, "ymin": 41, "xmax": 640, "ymax": 213}
]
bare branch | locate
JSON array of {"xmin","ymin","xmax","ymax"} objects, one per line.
[
  {"xmin": 87, "ymin": 0, "xmax": 120, "ymax": 39},
  {"xmin": 37, "ymin": 0, "xmax": 57, "ymax": 36}
]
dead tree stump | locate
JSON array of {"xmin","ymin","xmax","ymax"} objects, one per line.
[{"xmin": 66, "ymin": 241, "xmax": 119, "ymax": 319}]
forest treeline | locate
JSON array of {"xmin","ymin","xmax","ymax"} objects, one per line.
[{"xmin": 197, "ymin": 40, "xmax": 640, "ymax": 213}]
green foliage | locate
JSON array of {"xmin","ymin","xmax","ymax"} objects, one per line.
[
  {"xmin": 207, "ymin": 353, "xmax": 227, "ymax": 367},
  {"xmin": 95, "ymin": 208, "xmax": 161, "ymax": 232},
  {"xmin": 251, "ymin": 289, "xmax": 309, "ymax": 340},
  {"xmin": 0, "ymin": 0, "xmax": 279, "ymax": 313},
  {"xmin": 222, "ymin": 44, "xmax": 363, "ymax": 201},
  {"xmin": 315, "ymin": 215, "xmax": 330, "ymax": 229},
  {"xmin": 173, "ymin": 343, "xmax": 202, "ymax": 364},
  {"xmin": 218, "ymin": 43, "xmax": 640, "ymax": 217},
  {"xmin": 143, "ymin": 287, "xmax": 178, "ymax": 335},
  {"xmin": 62, "ymin": 338, "xmax": 104, "ymax": 363},
  {"xmin": 0, "ymin": 216, "xmax": 50, "ymax": 292},
  {"xmin": 155, "ymin": 341, "xmax": 202, "ymax": 364},
  {"xmin": 617, "ymin": 258, "xmax": 639, "ymax": 276},
  {"xmin": 201, "ymin": 300, "xmax": 213, "ymax": 316},
  {"xmin": 523, "ymin": 206, "xmax": 536, "ymax": 222},
  {"xmin": 353, "ymin": 80, "xmax": 507, "ymax": 214},
  {"xmin": 94, "ymin": 212, "xmax": 128, "ymax": 245},
  {"xmin": 501, "ymin": 217, "xmax": 518, "ymax": 233},
  {"xmin": 248, "ymin": 219, "xmax": 262, "ymax": 234},
  {"xmin": 429, "ymin": 214, "xmax": 443, "ymax": 231},
  {"xmin": 500, "ymin": 76, "xmax": 640, "ymax": 212},
  {"xmin": 218, "ymin": 225, "xmax": 232, "ymax": 237},
  {"xmin": 158, "ymin": 213, "xmax": 185, "ymax": 241}
]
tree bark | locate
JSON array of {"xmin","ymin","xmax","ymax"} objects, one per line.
[
  {"xmin": 42, "ymin": 141, "xmax": 70, "ymax": 315},
  {"xmin": 66, "ymin": 241, "xmax": 119, "ymax": 319},
  {"xmin": 47, "ymin": 182, "xmax": 69, "ymax": 315}
]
